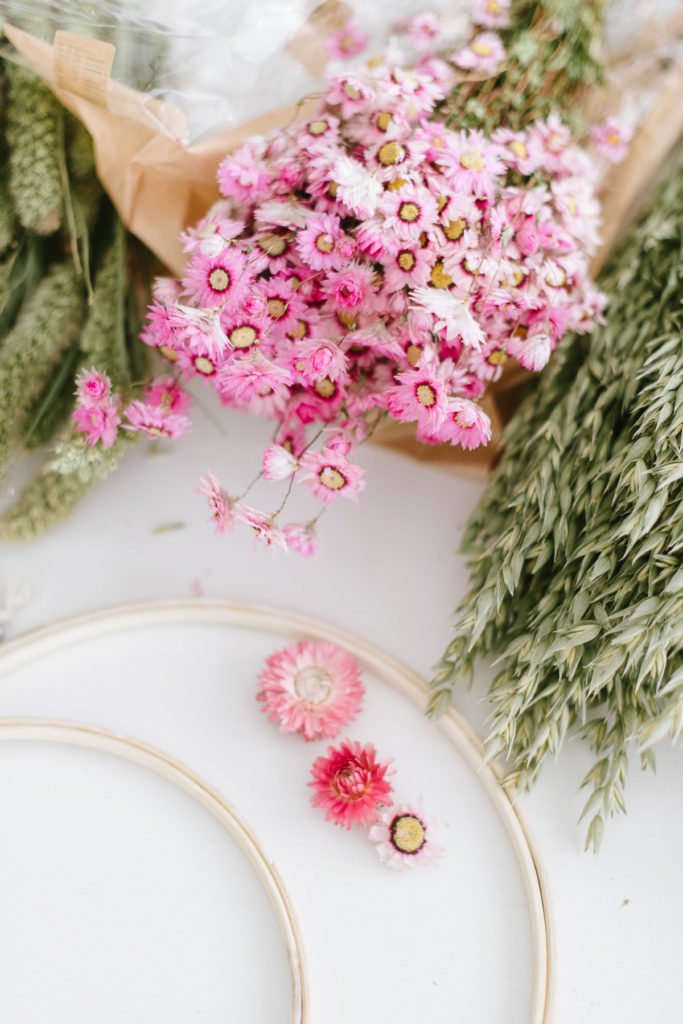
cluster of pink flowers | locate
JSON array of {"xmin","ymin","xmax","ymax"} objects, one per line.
[
  {"xmin": 257, "ymin": 639, "xmax": 442, "ymax": 869},
  {"xmin": 137, "ymin": 7, "xmax": 617, "ymax": 554},
  {"xmin": 71, "ymin": 369, "xmax": 191, "ymax": 447}
]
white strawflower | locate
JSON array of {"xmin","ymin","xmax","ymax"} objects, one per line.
[
  {"xmin": 410, "ymin": 287, "xmax": 486, "ymax": 348},
  {"xmin": 332, "ymin": 154, "xmax": 383, "ymax": 218}
]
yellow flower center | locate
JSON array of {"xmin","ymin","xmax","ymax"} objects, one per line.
[
  {"xmin": 194, "ymin": 356, "xmax": 215, "ymax": 375},
  {"xmin": 513, "ymin": 324, "xmax": 528, "ymax": 340},
  {"xmin": 386, "ymin": 177, "xmax": 407, "ymax": 192},
  {"xmin": 464, "ymin": 257, "xmax": 483, "ymax": 275},
  {"xmin": 230, "ymin": 325, "xmax": 257, "ymax": 349},
  {"xmin": 472, "ymin": 40, "xmax": 492, "ymax": 57},
  {"xmin": 546, "ymin": 267, "xmax": 567, "ymax": 288},
  {"xmin": 377, "ymin": 111, "xmax": 393, "ymax": 131},
  {"xmin": 343, "ymin": 82, "xmax": 361, "ymax": 100},
  {"xmin": 460, "ymin": 149, "xmax": 485, "ymax": 172},
  {"xmin": 406, "ymin": 343, "xmax": 422, "ymax": 367},
  {"xmin": 416, "ymin": 382, "xmax": 436, "ymax": 407},
  {"xmin": 328, "ymin": 180, "xmax": 339, "ymax": 198},
  {"xmin": 337, "ymin": 310, "xmax": 357, "ymax": 328},
  {"xmin": 315, "ymin": 233, "xmax": 335, "ymax": 253},
  {"xmin": 315, "ymin": 377, "xmax": 336, "ymax": 399},
  {"xmin": 510, "ymin": 140, "xmax": 528, "ymax": 159},
  {"xmin": 390, "ymin": 814, "xmax": 426, "ymax": 854},
  {"xmin": 146, "ymin": 426, "xmax": 167, "ymax": 438},
  {"xmin": 208, "ymin": 267, "xmax": 230, "ymax": 292},
  {"xmin": 320, "ymin": 466, "xmax": 346, "ymax": 490},
  {"xmin": 308, "ymin": 119, "xmax": 329, "ymax": 136},
  {"xmin": 487, "ymin": 349, "xmax": 508, "ymax": 366},
  {"xmin": 436, "ymin": 194, "xmax": 449, "ymax": 212},
  {"xmin": 430, "ymin": 260, "xmax": 453, "ymax": 288},
  {"xmin": 294, "ymin": 666, "xmax": 333, "ymax": 704},
  {"xmin": 567, "ymin": 196, "xmax": 577, "ymax": 216},
  {"xmin": 289, "ymin": 320, "xmax": 308, "ymax": 340},
  {"xmin": 399, "ymin": 201, "xmax": 420, "ymax": 223},
  {"xmin": 487, "ymin": 0, "xmax": 503, "ymax": 11},
  {"xmin": 607, "ymin": 132, "xmax": 621, "ymax": 146},
  {"xmin": 267, "ymin": 298, "xmax": 287, "ymax": 319},
  {"xmin": 258, "ymin": 233, "xmax": 287, "ymax": 256},
  {"xmin": 378, "ymin": 141, "xmax": 406, "ymax": 166},
  {"xmin": 160, "ymin": 345, "xmax": 179, "ymax": 362},
  {"xmin": 444, "ymin": 217, "xmax": 466, "ymax": 241},
  {"xmin": 398, "ymin": 250, "xmax": 416, "ymax": 271}
]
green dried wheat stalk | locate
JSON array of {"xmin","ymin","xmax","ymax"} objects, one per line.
[
  {"xmin": 430, "ymin": 153, "xmax": 683, "ymax": 850},
  {"xmin": 5, "ymin": 61, "xmax": 63, "ymax": 234},
  {"xmin": 0, "ymin": 261, "xmax": 84, "ymax": 480}
]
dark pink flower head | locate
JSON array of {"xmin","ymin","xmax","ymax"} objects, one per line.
[
  {"xmin": 76, "ymin": 369, "xmax": 112, "ymax": 406},
  {"xmin": 309, "ymin": 740, "xmax": 393, "ymax": 828}
]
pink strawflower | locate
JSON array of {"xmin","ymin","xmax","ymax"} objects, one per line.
[
  {"xmin": 218, "ymin": 352, "xmax": 292, "ymax": 406},
  {"xmin": 299, "ymin": 447, "xmax": 365, "ymax": 504},
  {"xmin": 184, "ymin": 248, "xmax": 252, "ymax": 310},
  {"xmin": 327, "ymin": 21, "xmax": 369, "ymax": 60},
  {"xmin": 402, "ymin": 13, "xmax": 441, "ymax": 51},
  {"xmin": 453, "ymin": 32, "xmax": 506, "ymax": 75},
  {"xmin": 410, "ymin": 288, "xmax": 486, "ymax": 347},
  {"xmin": 72, "ymin": 402, "xmax": 120, "ymax": 448},
  {"xmin": 283, "ymin": 521, "xmax": 319, "ymax": 557},
  {"xmin": 332, "ymin": 154, "xmax": 383, "ymax": 218},
  {"xmin": 442, "ymin": 129, "xmax": 505, "ymax": 198},
  {"xmin": 591, "ymin": 118, "xmax": 632, "ymax": 164},
  {"xmin": 369, "ymin": 800, "xmax": 444, "ymax": 869},
  {"xmin": 324, "ymin": 265, "xmax": 374, "ymax": 310},
  {"xmin": 472, "ymin": 0, "xmax": 510, "ymax": 29},
  {"xmin": 309, "ymin": 740, "xmax": 393, "ymax": 828},
  {"xmin": 296, "ymin": 213, "xmax": 349, "ymax": 271},
  {"xmin": 76, "ymin": 369, "xmax": 112, "ymax": 406},
  {"xmin": 257, "ymin": 640, "xmax": 364, "ymax": 741},
  {"xmin": 262, "ymin": 443, "xmax": 298, "ymax": 481},
  {"xmin": 385, "ymin": 365, "xmax": 449, "ymax": 433},
  {"xmin": 507, "ymin": 330, "xmax": 552, "ymax": 371},
  {"xmin": 144, "ymin": 376, "xmax": 192, "ymax": 413},
  {"xmin": 198, "ymin": 472, "xmax": 235, "ymax": 534},
  {"xmin": 438, "ymin": 397, "xmax": 492, "ymax": 448},
  {"xmin": 123, "ymin": 400, "xmax": 190, "ymax": 439},
  {"xmin": 234, "ymin": 503, "xmax": 289, "ymax": 551},
  {"xmin": 381, "ymin": 186, "xmax": 438, "ymax": 242}
]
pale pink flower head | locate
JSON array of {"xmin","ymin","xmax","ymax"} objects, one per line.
[
  {"xmin": 217, "ymin": 141, "xmax": 271, "ymax": 204},
  {"xmin": 369, "ymin": 799, "xmax": 444, "ymax": 869},
  {"xmin": 144, "ymin": 376, "xmax": 192, "ymax": 413},
  {"xmin": 442, "ymin": 129, "xmax": 505, "ymax": 198},
  {"xmin": 591, "ymin": 118, "xmax": 632, "ymax": 164},
  {"xmin": 438, "ymin": 397, "xmax": 492, "ymax": 449},
  {"xmin": 76, "ymin": 369, "xmax": 112, "ymax": 406},
  {"xmin": 324, "ymin": 264, "xmax": 374, "ymax": 311},
  {"xmin": 309, "ymin": 740, "xmax": 393, "ymax": 828},
  {"xmin": 299, "ymin": 447, "xmax": 365, "ymax": 505},
  {"xmin": 234, "ymin": 503, "xmax": 289, "ymax": 551},
  {"xmin": 283, "ymin": 521, "xmax": 319, "ymax": 557},
  {"xmin": 508, "ymin": 329, "xmax": 552, "ymax": 371},
  {"xmin": 219, "ymin": 352, "xmax": 292, "ymax": 407},
  {"xmin": 198, "ymin": 472, "xmax": 235, "ymax": 534},
  {"xmin": 123, "ymin": 400, "xmax": 190, "ymax": 440},
  {"xmin": 327, "ymin": 21, "xmax": 369, "ymax": 60},
  {"xmin": 72, "ymin": 403, "xmax": 120, "ymax": 448},
  {"xmin": 385, "ymin": 365, "xmax": 449, "ymax": 434},
  {"xmin": 473, "ymin": 0, "xmax": 510, "ymax": 29},
  {"xmin": 453, "ymin": 32, "xmax": 506, "ymax": 75},
  {"xmin": 257, "ymin": 640, "xmax": 364, "ymax": 741},
  {"xmin": 184, "ymin": 248, "xmax": 252, "ymax": 310},
  {"xmin": 296, "ymin": 213, "xmax": 350, "ymax": 272},
  {"xmin": 410, "ymin": 287, "xmax": 485, "ymax": 348},
  {"xmin": 402, "ymin": 12, "xmax": 441, "ymax": 51},
  {"xmin": 381, "ymin": 185, "xmax": 438, "ymax": 242},
  {"xmin": 262, "ymin": 443, "xmax": 298, "ymax": 481},
  {"xmin": 331, "ymin": 154, "xmax": 383, "ymax": 218}
]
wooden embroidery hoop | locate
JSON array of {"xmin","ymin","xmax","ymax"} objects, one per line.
[
  {"xmin": 0, "ymin": 718, "xmax": 308, "ymax": 1024},
  {"xmin": 0, "ymin": 600, "xmax": 553, "ymax": 1023}
]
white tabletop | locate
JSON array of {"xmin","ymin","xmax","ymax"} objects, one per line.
[{"xmin": 1, "ymin": 402, "xmax": 681, "ymax": 1022}]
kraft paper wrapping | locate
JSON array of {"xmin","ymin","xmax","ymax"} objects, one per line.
[{"xmin": 5, "ymin": 17, "xmax": 683, "ymax": 479}]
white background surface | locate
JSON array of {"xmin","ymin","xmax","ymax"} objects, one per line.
[{"xmin": 1, "ymin": 403, "xmax": 683, "ymax": 1022}]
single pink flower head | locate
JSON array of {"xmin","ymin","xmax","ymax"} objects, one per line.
[
  {"xmin": 299, "ymin": 447, "xmax": 365, "ymax": 505},
  {"xmin": 591, "ymin": 118, "xmax": 632, "ymax": 164},
  {"xmin": 257, "ymin": 641, "xmax": 364, "ymax": 741},
  {"xmin": 369, "ymin": 799, "xmax": 444, "ymax": 869},
  {"xmin": 262, "ymin": 443, "xmax": 299, "ymax": 481},
  {"xmin": 309, "ymin": 740, "xmax": 393, "ymax": 828},
  {"xmin": 184, "ymin": 248, "xmax": 252, "ymax": 310},
  {"xmin": 144, "ymin": 376, "xmax": 192, "ymax": 413},
  {"xmin": 283, "ymin": 521, "xmax": 319, "ymax": 557},
  {"xmin": 472, "ymin": 0, "xmax": 510, "ymax": 29},
  {"xmin": 72, "ymin": 402, "xmax": 120, "ymax": 448},
  {"xmin": 327, "ymin": 21, "xmax": 369, "ymax": 60},
  {"xmin": 453, "ymin": 32, "xmax": 506, "ymax": 75},
  {"xmin": 438, "ymin": 397, "xmax": 492, "ymax": 449},
  {"xmin": 198, "ymin": 472, "xmax": 235, "ymax": 534},
  {"xmin": 123, "ymin": 400, "xmax": 190, "ymax": 440},
  {"xmin": 385, "ymin": 365, "xmax": 449, "ymax": 434},
  {"xmin": 76, "ymin": 369, "xmax": 112, "ymax": 406}
]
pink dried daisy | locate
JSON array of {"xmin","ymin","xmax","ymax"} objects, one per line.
[
  {"xmin": 327, "ymin": 21, "xmax": 369, "ymax": 60},
  {"xmin": 72, "ymin": 402, "xmax": 120, "ymax": 448},
  {"xmin": 591, "ymin": 118, "xmax": 632, "ymax": 164},
  {"xmin": 299, "ymin": 447, "xmax": 365, "ymax": 505},
  {"xmin": 75, "ymin": 369, "xmax": 112, "ymax": 406},
  {"xmin": 262, "ymin": 443, "xmax": 298, "ymax": 481},
  {"xmin": 184, "ymin": 248, "xmax": 251, "ymax": 310},
  {"xmin": 473, "ymin": 0, "xmax": 510, "ymax": 29},
  {"xmin": 123, "ymin": 400, "xmax": 190, "ymax": 440},
  {"xmin": 309, "ymin": 740, "xmax": 393, "ymax": 828},
  {"xmin": 454, "ymin": 32, "xmax": 506, "ymax": 75},
  {"xmin": 442, "ymin": 129, "xmax": 505, "ymax": 198},
  {"xmin": 438, "ymin": 397, "xmax": 492, "ymax": 448},
  {"xmin": 198, "ymin": 472, "xmax": 235, "ymax": 534},
  {"xmin": 283, "ymin": 521, "xmax": 318, "ymax": 557},
  {"xmin": 296, "ymin": 213, "xmax": 350, "ymax": 272},
  {"xmin": 257, "ymin": 641, "xmax": 364, "ymax": 741},
  {"xmin": 385, "ymin": 365, "xmax": 449, "ymax": 434},
  {"xmin": 369, "ymin": 800, "xmax": 443, "ymax": 869}
]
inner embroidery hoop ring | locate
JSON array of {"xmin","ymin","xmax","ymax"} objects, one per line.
[
  {"xmin": 0, "ymin": 717, "xmax": 308, "ymax": 1023},
  {"xmin": 0, "ymin": 600, "xmax": 553, "ymax": 1023}
]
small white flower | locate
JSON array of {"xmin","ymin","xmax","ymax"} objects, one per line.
[
  {"xmin": 410, "ymin": 287, "xmax": 486, "ymax": 348},
  {"xmin": 256, "ymin": 200, "xmax": 308, "ymax": 229},
  {"xmin": 332, "ymin": 154, "xmax": 383, "ymax": 218},
  {"xmin": 262, "ymin": 443, "xmax": 299, "ymax": 481}
]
